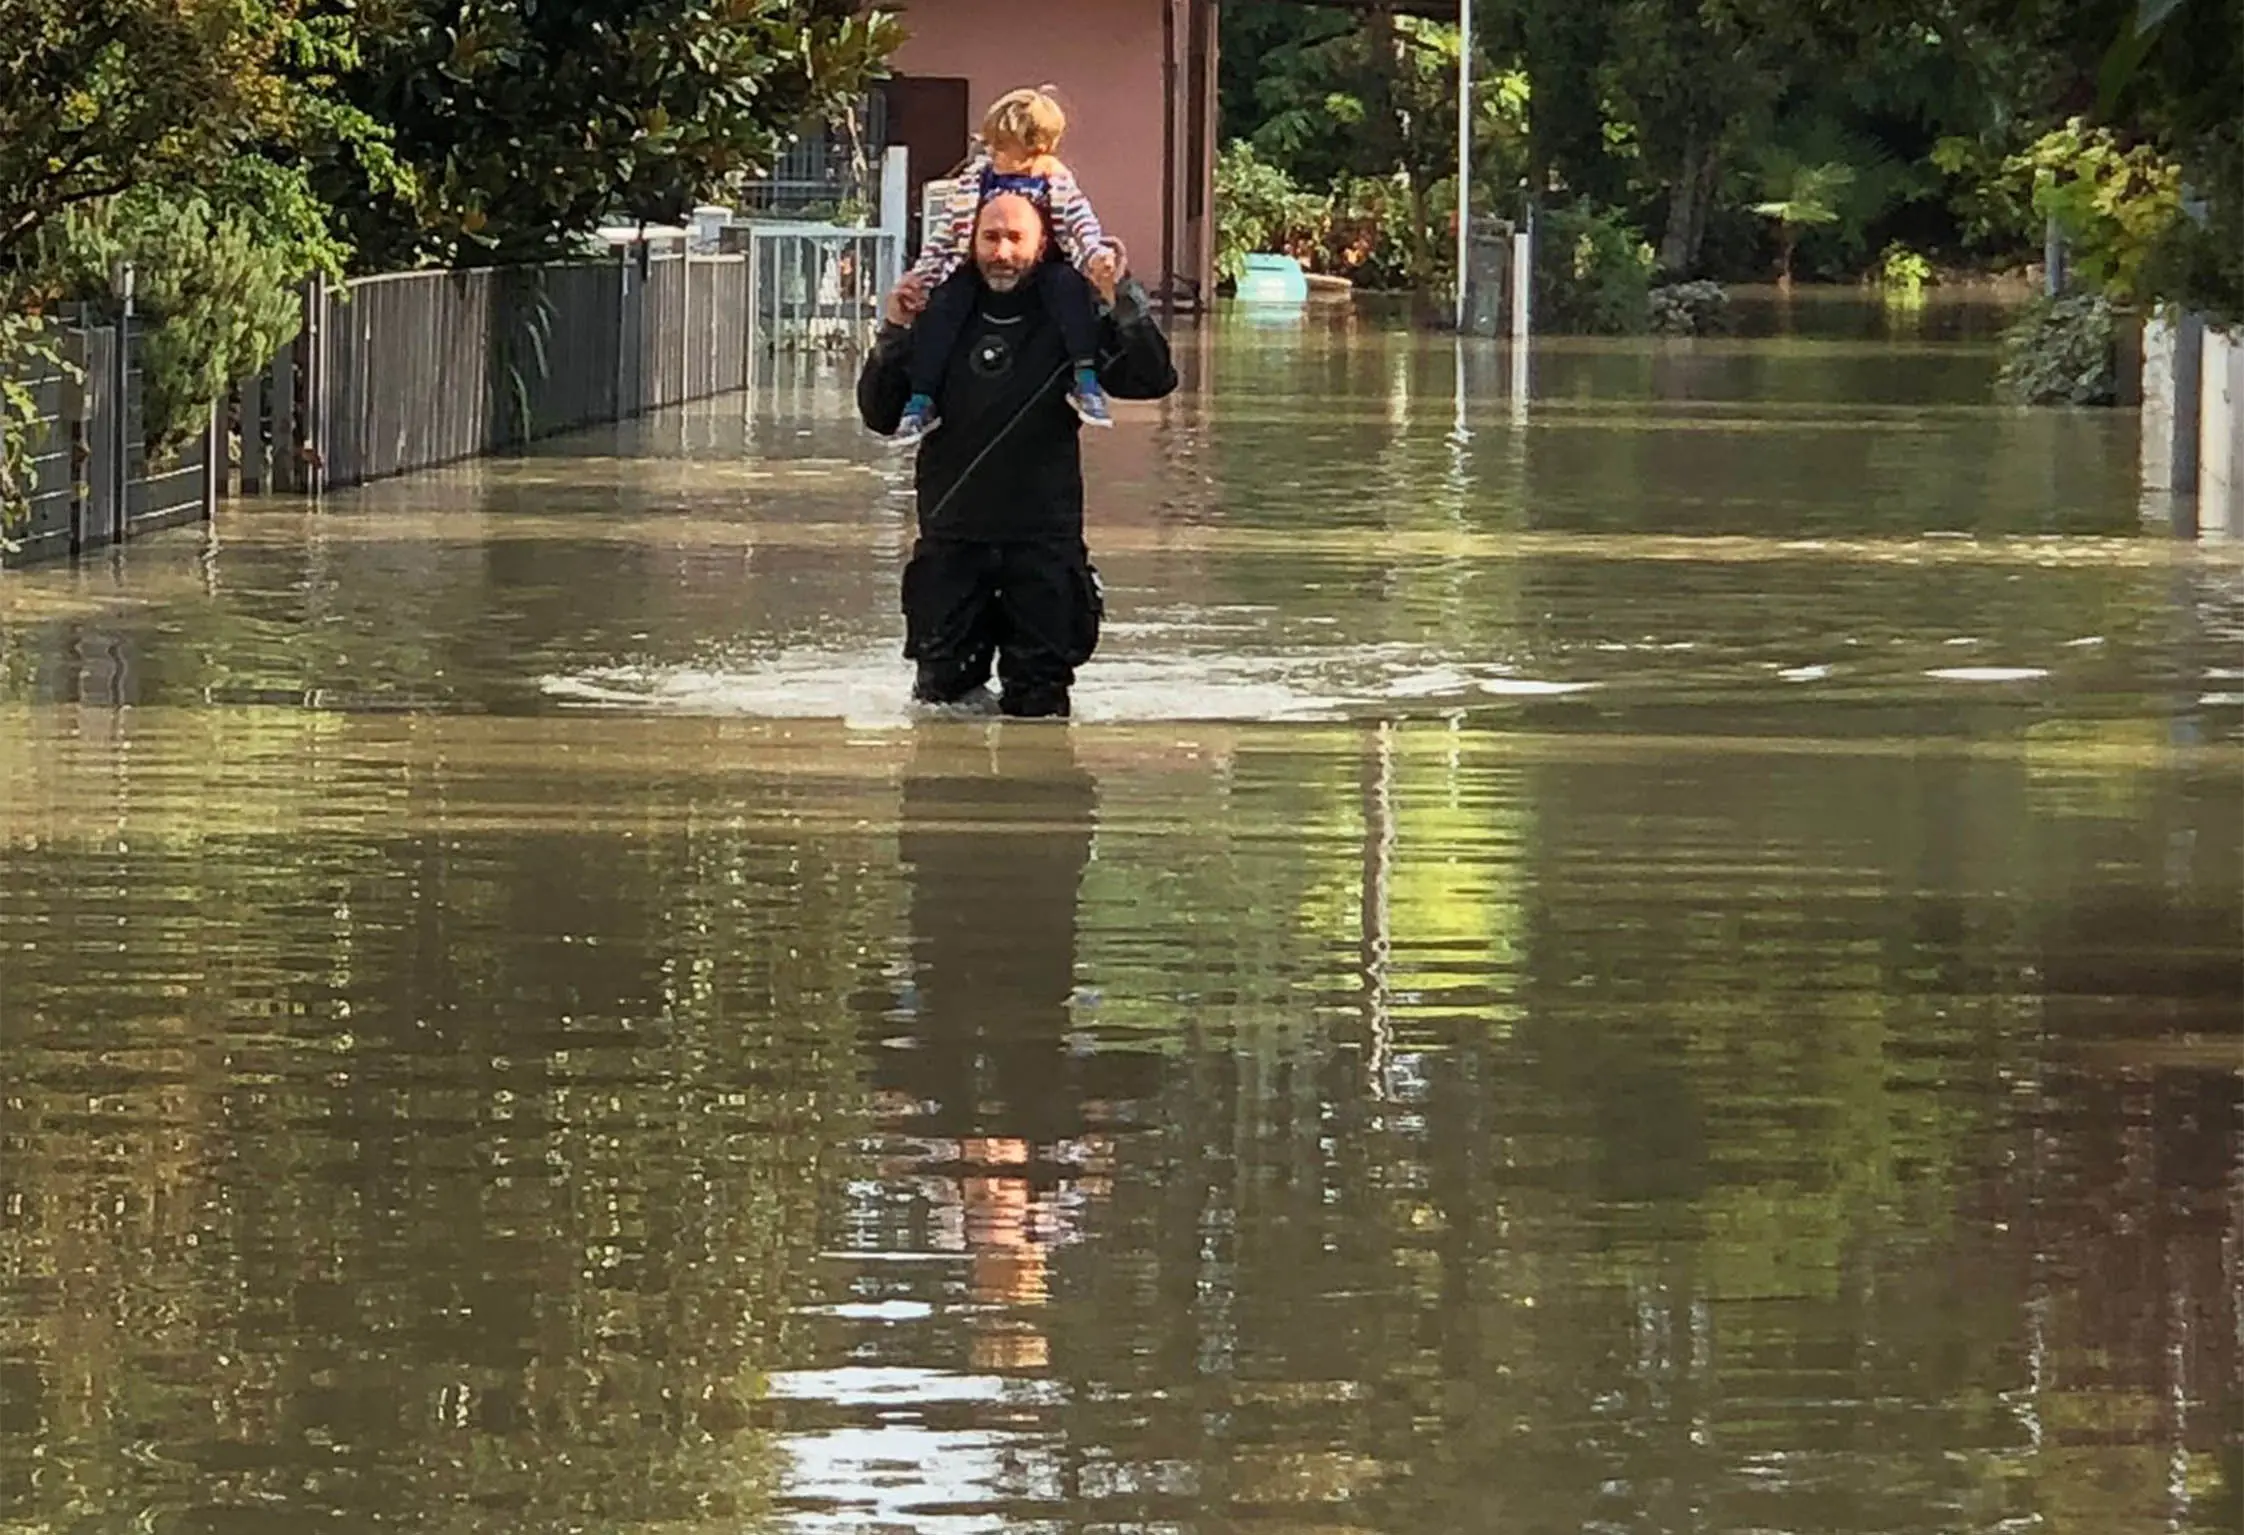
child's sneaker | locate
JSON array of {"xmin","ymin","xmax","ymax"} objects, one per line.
[
  {"xmin": 894, "ymin": 395, "xmax": 939, "ymax": 445},
  {"xmin": 1068, "ymin": 370, "xmax": 1113, "ymax": 429}
]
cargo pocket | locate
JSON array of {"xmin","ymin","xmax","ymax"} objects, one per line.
[
  {"xmin": 893, "ymin": 547, "xmax": 920, "ymax": 655},
  {"xmin": 899, "ymin": 549, "xmax": 929, "ymax": 659},
  {"xmin": 1070, "ymin": 559, "xmax": 1105, "ymax": 667}
]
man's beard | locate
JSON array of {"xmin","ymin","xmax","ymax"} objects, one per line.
[{"xmin": 981, "ymin": 262, "xmax": 1028, "ymax": 292}]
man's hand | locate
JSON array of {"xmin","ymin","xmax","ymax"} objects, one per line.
[
  {"xmin": 884, "ymin": 273, "xmax": 929, "ymax": 327},
  {"xmin": 1086, "ymin": 242, "xmax": 1126, "ymax": 307}
]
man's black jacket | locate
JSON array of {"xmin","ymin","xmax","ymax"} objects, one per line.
[{"xmin": 856, "ymin": 271, "xmax": 1179, "ymax": 542}]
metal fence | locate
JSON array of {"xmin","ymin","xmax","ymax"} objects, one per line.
[
  {"xmin": 4, "ymin": 320, "xmax": 219, "ymax": 568},
  {"xmin": 314, "ymin": 248, "xmax": 751, "ymax": 487},
  {"xmin": 688, "ymin": 256, "xmax": 751, "ymax": 398},
  {"xmin": 11, "ymin": 340, "xmax": 79, "ymax": 563},
  {"xmin": 745, "ymin": 223, "xmax": 899, "ymax": 366},
  {"xmin": 7, "ymin": 222, "xmax": 893, "ymax": 568},
  {"xmin": 734, "ymin": 97, "xmax": 887, "ymax": 216}
]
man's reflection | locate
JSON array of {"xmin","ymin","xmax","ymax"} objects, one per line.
[{"xmin": 874, "ymin": 727, "xmax": 1156, "ymax": 1371}]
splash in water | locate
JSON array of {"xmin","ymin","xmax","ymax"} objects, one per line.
[{"xmin": 539, "ymin": 633, "xmax": 1599, "ymax": 724}]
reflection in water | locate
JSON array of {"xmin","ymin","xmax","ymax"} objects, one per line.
[
  {"xmin": 1, "ymin": 307, "xmax": 2239, "ymax": 1534},
  {"xmin": 0, "ymin": 723, "xmax": 883, "ymax": 1530},
  {"xmin": 877, "ymin": 729, "xmax": 1135, "ymax": 1367},
  {"xmin": 775, "ymin": 729, "xmax": 1160, "ymax": 1524}
]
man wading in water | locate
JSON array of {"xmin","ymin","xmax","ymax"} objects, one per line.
[{"xmin": 858, "ymin": 192, "xmax": 1179, "ymax": 719}]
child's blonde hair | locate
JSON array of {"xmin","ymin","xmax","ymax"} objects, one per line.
[{"xmin": 982, "ymin": 86, "xmax": 1067, "ymax": 157}]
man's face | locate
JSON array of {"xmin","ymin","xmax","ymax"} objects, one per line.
[{"xmin": 974, "ymin": 194, "xmax": 1046, "ymax": 292}]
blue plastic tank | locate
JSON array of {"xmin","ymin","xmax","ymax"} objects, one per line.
[{"xmin": 1235, "ymin": 252, "xmax": 1310, "ymax": 305}]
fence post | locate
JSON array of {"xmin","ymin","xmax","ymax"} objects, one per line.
[
  {"xmin": 681, "ymin": 254, "xmax": 695, "ymax": 404},
  {"xmin": 880, "ymin": 145, "xmax": 910, "ymax": 276},
  {"xmin": 109, "ymin": 266, "xmax": 136, "ymax": 543},
  {"xmin": 2142, "ymin": 307, "xmax": 2204, "ymax": 497},
  {"xmin": 301, "ymin": 275, "xmax": 327, "ymax": 494},
  {"xmin": 62, "ymin": 329, "xmax": 89, "ymax": 552},
  {"xmin": 1510, "ymin": 212, "xmax": 1533, "ymax": 348},
  {"xmin": 77, "ymin": 327, "xmax": 120, "ymax": 548},
  {"xmin": 203, "ymin": 400, "xmax": 223, "ymax": 518},
  {"xmin": 2202, "ymin": 326, "xmax": 2241, "ymax": 533},
  {"xmin": 111, "ymin": 311, "xmax": 132, "ymax": 540},
  {"xmin": 241, "ymin": 368, "xmax": 266, "ymax": 493},
  {"xmin": 615, "ymin": 243, "xmax": 638, "ymax": 419},
  {"xmin": 744, "ymin": 230, "xmax": 759, "ymax": 391},
  {"xmin": 267, "ymin": 337, "xmax": 296, "ymax": 493}
]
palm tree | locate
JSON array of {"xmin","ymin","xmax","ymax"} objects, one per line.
[{"xmin": 1752, "ymin": 159, "xmax": 1854, "ymax": 288}]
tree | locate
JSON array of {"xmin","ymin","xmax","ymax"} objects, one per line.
[
  {"xmin": 2096, "ymin": 0, "xmax": 2244, "ymax": 321},
  {"xmin": 1212, "ymin": 142, "xmax": 1323, "ymax": 285},
  {"xmin": 1751, "ymin": 158, "xmax": 1854, "ymax": 285},
  {"xmin": 314, "ymin": 0, "xmax": 902, "ymax": 270},
  {"xmin": 1219, "ymin": 2, "xmax": 1531, "ymax": 295},
  {"xmin": 1599, "ymin": 0, "xmax": 1854, "ymax": 276},
  {"xmin": 1217, "ymin": 0, "xmax": 2229, "ymax": 303},
  {"xmin": 1937, "ymin": 0, "xmax": 2242, "ymax": 317},
  {"xmin": 0, "ymin": 0, "xmax": 303, "ymax": 263},
  {"xmin": 1511, "ymin": 0, "xmax": 1621, "ymax": 203},
  {"xmin": 0, "ymin": 0, "xmax": 315, "ymax": 536},
  {"xmin": 35, "ymin": 185, "xmax": 313, "ymax": 452},
  {"xmin": 1218, "ymin": 0, "xmax": 1362, "ymax": 191}
]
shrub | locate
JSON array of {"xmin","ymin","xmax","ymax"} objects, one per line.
[
  {"xmin": 1535, "ymin": 202, "xmax": 1653, "ymax": 334},
  {"xmin": 0, "ymin": 313, "xmax": 68, "ymax": 540},
  {"xmin": 1996, "ymin": 292, "xmax": 2118, "ymax": 406},
  {"xmin": 1647, "ymin": 280, "xmax": 1732, "ymax": 336},
  {"xmin": 1214, "ymin": 141, "xmax": 1322, "ymax": 287},
  {"xmin": 2007, "ymin": 119, "xmax": 2184, "ymax": 308},
  {"xmin": 1312, "ymin": 173, "xmax": 1415, "ymax": 290},
  {"xmin": 1879, "ymin": 243, "xmax": 1934, "ymax": 297},
  {"xmin": 38, "ymin": 180, "xmax": 317, "ymax": 454}
]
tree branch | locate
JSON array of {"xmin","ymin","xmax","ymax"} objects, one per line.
[{"xmin": 0, "ymin": 177, "xmax": 135, "ymax": 257}]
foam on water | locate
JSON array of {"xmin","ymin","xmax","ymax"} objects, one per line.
[
  {"xmin": 535, "ymin": 634, "xmax": 2120, "ymax": 722},
  {"xmin": 540, "ymin": 640, "xmax": 1596, "ymax": 723},
  {"xmin": 1924, "ymin": 666, "xmax": 2051, "ymax": 683}
]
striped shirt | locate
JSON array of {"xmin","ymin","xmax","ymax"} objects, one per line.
[{"xmin": 910, "ymin": 150, "xmax": 1109, "ymax": 285}]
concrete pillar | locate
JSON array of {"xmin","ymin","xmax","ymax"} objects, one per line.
[
  {"xmin": 1510, "ymin": 222, "xmax": 1533, "ymax": 346},
  {"xmin": 878, "ymin": 145, "xmax": 910, "ymax": 290},
  {"xmin": 1508, "ymin": 215, "xmax": 1533, "ymax": 419},
  {"xmin": 1460, "ymin": 219, "xmax": 1507, "ymax": 337},
  {"xmin": 690, "ymin": 204, "xmax": 730, "ymax": 254},
  {"xmin": 2200, "ymin": 326, "xmax": 2242, "ymax": 535},
  {"xmin": 202, "ymin": 400, "xmax": 223, "ymax": 516},
  {"xmin": 2141, "ymin": 307, "xmax": 2203, "ymax": 495},
  {"xmin": 618, "ymin": 245, "xmax": 644, "ymax": 416}
]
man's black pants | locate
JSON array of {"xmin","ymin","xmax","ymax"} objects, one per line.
[{"xmin": 902, "ymin": 537, "xmax": 1103, "ymax": 718}]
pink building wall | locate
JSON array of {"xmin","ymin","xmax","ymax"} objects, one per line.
[{"xmin": 888, "ymin": 0, "xmax": 1210, "ymax": 296}]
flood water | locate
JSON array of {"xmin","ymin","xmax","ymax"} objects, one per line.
[{"xmin": 3, "ymin": 303, "xmax": 2240, "ymax": 1533}]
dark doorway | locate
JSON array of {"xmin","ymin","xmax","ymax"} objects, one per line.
[{"xmin": 879, "ymin": 76, "xmax": 973, "ymax": 257}]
